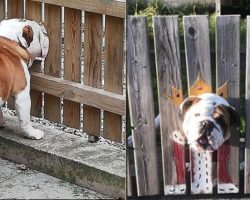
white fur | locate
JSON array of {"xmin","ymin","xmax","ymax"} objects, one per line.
[
  {"xmin": 181, "ymin": 93, "xmax": 229, "ymax": 151},
  {"xmin": 0, "ymin": 18, "xmax": 49, "ymax": 67},
  {"xmin": 218, "ymin": 183, "xmax": 239, "ymax": 193},
  {"xmin": 165, "ymin": 184, "xmax": 186, "ymax": 194}
]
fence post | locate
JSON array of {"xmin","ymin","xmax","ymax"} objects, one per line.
[
  {"xmin": 153, "ymin": 16, "xmax": 185, "ymax": 195},
  {"xmin": 0, "ymin": 0, "xmax": 4, "ymax": 20},
  {"xmin": 216, "ymin": 15, "xmax": 240, "ymax": 194},
  {"xmin": 127, "ymin": 16, "xmax": 160, "ymax": 196}
]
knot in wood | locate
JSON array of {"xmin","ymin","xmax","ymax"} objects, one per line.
[
  {"xmin": 188, "ymin": 26, "xmax": 198, "ymax": 40},
  {"xmin": 65, "ymin": 89, "xmax": 75, "ymax": 99}
]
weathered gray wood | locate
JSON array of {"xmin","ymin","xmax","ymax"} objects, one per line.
[
  {"xmin": 183, "ymin": 15, "xmax": 211, "ymax": 90},
  {"xmin": 184, "ymin": 15, "xmax": 213, "ymax": 194},
  {"xmin": 216, "ymin": 15, "xmax": 240, "ymax": 194},
  {"xmin": 127, "ymin": 16, "xmax": 160, "ymax": 196},
  {"xmin": 245, "ymin": 16, "xmax": 250, "ymax": 194},
  {"xmin": 0, "ymin": 0, "xmax": 4, "ymax": 20},
  {"xmin": 153, "ymin": 16, "xmax": 186, "ymax": 195}
]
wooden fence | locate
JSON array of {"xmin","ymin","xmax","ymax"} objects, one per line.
[
  {"xmin": 0, "ymin": 0, "xmax": 126, "ymax": 143},
  {"xmin": 127, "ymin": 15, "xmax": 250, "ymax": 198}
]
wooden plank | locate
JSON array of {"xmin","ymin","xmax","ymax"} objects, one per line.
[
  {"xmin": 153, "ymin": 16, "xmax": 186, "ymax": 195},
  {"xmin": 0, "ymin": 0, "xmax": 4, "ymax": 20},
  {"xmin": 127, "ymin": 16, "xmax": 159, "ymax": 196},
  {"xmin": 245, "ymin": 16, "xmax": 250, "ymax": 194},
  {"xmin": 44, "ymin": 4, "xmax": 62, "ymax": 123},
  {"xmin": 6, "ymin": 0, "xmax": 24, "ymax": 110},
  {"xmin": 83, "ymin": 12, "xmax": 102, "ymax": 137},
  {"xmin": 216, "ymin": 15, "xmax": 240, "ymax": 194},
  {"xmin": 103, "ymin": 16, "xmax": 124, "ymax": 142},
  {"xmin": 31, "ymin": 0, "xmax": 125, "ymax": 18},
  {"xmin": 26, "ymin": 0, "xmax": 42, "ymax": 117},
  {"xmin": 30, "ymin": 72, "xmax": 125, "ymax": 116},
  {"xmin": 63, "ymin": 8, "xmax": 81, "ymax": 129},
  {"xmin": 7, "ymin": 0, "xmax": 23, "ymax": 18},
  {"xmin": 184, "ymin": 15, "xmax": 213, "ymax": 194}
]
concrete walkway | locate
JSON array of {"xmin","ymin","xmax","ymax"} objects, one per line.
[{"xmin": 0, "ymin": 158, "xmax": 110, "ymax": 199}]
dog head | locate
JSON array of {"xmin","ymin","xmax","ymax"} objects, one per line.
[
  {"xmin": 179, "ymin": 93, "xmax": 239, "ymax": 152},
  {"xmin": 0, "ymin": 18, "xmax": 49, "ymax": 67}
]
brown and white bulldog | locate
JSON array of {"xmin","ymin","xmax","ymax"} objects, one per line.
[{"xmin": 0, "ymin": 18, "xmax": 49, "ymax": 139}]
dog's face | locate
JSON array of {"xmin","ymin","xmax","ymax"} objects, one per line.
[
  {"xmin": 179, "ymin": 94, "xmax": 239, "ymax": 152},
  {"xmin": 0, "ymin": 18, "xmax": 49, "ymax": 67}
]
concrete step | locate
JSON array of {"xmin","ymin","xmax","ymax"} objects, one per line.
[
  {"xmin": 0, "ymin": 158, "xmax": 110, "ymax": 199},
  {"xmin": 0, "ymin": 111, "xmax": 125, "ymax": 198}
]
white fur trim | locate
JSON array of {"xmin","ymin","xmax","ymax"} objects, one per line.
[
  {"xmin": 218, "ymin": 183, "xmax": 239, "ymax": 193},
  {"xmin": 165, "ymin": 184, "xmax": 186, "ymax": 194},
  {"xmin": 171, "ymin": 130, "xmax": 186, "ymax": 145}
]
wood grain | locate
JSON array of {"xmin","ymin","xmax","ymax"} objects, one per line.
[
  {"xmin": 183, "ymin": 15, "xmax": 212, "ymax": 91},
  {"xmin": 127, "ymin": 16, "xmax": 159, "ymax": 196},
  {"xmin": 26, "ymin": 0, "xmax": 42, "ymax": 117},
  {"xmin": 31, "ymin": 0, "xmax": 125, "ymax": 18},
  {"xmin": 245, "ymin": 16, "xmax": 250, "ymax": 194},
  {"xmin": 63, "ymin": 7, "xmax": 81, "ymax": 129},
  {"xmin": 184, "ymin": 15, "xmax": 213, "ymax": 194},
  {"xmin": 44, "ymin": 4, "xmax": 62, "ymax": 123},
  {"xmin": 0, "ymin": 0, "xmax": 4, "ymax": 20},
  {"xmin": 153, "ymin": 16, "xmax": 185, "ymax": 195},
  {"xmin": 103, "ymin": 16, "xmax": 124, "ymax": 142},
  {"xmin": 216, "ymin": 15, "xmax": 240, "ymax": 194},
  {"xmin": 30, "ymin": 72, "xmax": 125, "ymax": 116},
  {"xmin": 7, "ymin": 0, "xmax": 23, "ymax": 18},
  {"xmin": 83, "ymin": 12, "xmax": 102, "ymax": 137}
]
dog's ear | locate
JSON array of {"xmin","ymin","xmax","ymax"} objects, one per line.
[
  {"xmin": 18, "ymin": 25, "xmax": 34, "ymax": 48},
  {"xmin": 179, "ymin": 96, "xmax": 201, "ymax": 121},
  {"xmin": 217, "ymin": 104, "xmax": 240, "ymax": 129}
]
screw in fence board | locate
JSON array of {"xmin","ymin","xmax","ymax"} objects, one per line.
[
  {"xmin": 63, "ymin": 7, "xmax": 81, "ymax": 129},
  {"xmin": 245, "ymin": 16, "xmax": 250, "ymax": 194},
  {"xmin": 83, "ymin": 12, "xmax": 103, "ymax": 139},
  {"xmin": 216, "ymin": 15, "xmax": 240, "ymax": 194},
  {"xmin": 6, "ymin": 0, "xmax": 24, "ymax": 110},
  {"xmin": 44, "ymin": 4, "xmax": 62, "ymax": 123},
  {"xmin": 183, "ymin": 15, "xmax": 213, "ymax": 194},
  {"xmin": 26, "ymin": 0, "xmax": 43, "ymax": 117},
  {"xmin": 103, "ymin": 16, "xmax": 124, "ymax": 142},
  {"xmin": 127, "ymin": 16, "xmax": 160, "ymax": 196},
  {"xmin": 153, "ymin": 16, "xmax": 186, "ymax": 195},
  {"xmin": 0, "ymin": 0, "xmax": 4, "ymax": 20}
]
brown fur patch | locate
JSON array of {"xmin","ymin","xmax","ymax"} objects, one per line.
[
  {"xmin": 22, "ymin": 25, "xmax": 34, "ymax": 47},
  {"xmin": 0, "ymin": 38, "xmax": 28, "ymax": 101}
]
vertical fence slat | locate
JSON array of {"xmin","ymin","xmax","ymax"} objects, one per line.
[
  {"xmin": 26, "ymin": 0, "xmax": 42, "ymax": 117},
  {"xmin": 7, "ymin": 0, "xmax": 24, "ymax": 110},
  {"xmin": 44, "ymin": 4, "xmax": 62, "ymax": 123},
  {"xmin": 153, "ymin": 16, "xmax": 186, "ymax": 195},
  {"xmin": 103, "ymin": 16, "xmax": 124, "ymax": 142},
  {"xmin": 83, "ymin": 12, "xmax": 102, "ymax": 137},
  {"xmin": 63, "ymin": 8, "xmax": 81, "ymax": 128},
  {"xmin": 216, "ymin": 15, "xmax": 240, "ymax": 194},
  {"xmin": 7, "ymin": 0, "xmax": 23, "ymax": 18},
  {"xmin": 127, "ymin": 16, "xmax": 159, "ymax": 196},
  {"xmin": 0, "ymin": 0, "xmax": 4, "ymax": 20},
  {"xmin": 245, "ymin": 15, "xmax": 250, "ymax": 194},
  {"xmin": 184, "ymin": 15, "xmax": 213, "ymax": 194}
]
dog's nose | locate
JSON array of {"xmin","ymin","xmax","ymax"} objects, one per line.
[{"xmin": 200, "ymin": 120, "xmax": 214, "ymax": 137}]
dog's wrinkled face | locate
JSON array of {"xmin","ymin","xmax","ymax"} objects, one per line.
[
  {"xmin": 0, "ymin": 18, "xmax": 49, "ymax": 67},
  {"xmin": 179, "ymin": 94, "xmax": 239, "ymax": 152}
]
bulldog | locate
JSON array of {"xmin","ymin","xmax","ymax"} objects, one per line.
[
  {"xmin": 178, "ymin": 93, "xmax": 239, "ymax": 152},
  {"xmin": 0, "ymin": 18, "xmax": 49, "ymax": 139}
]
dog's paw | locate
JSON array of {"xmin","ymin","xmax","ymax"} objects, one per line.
[{"xmin": 26, "ymin": 128, "xmax": 45, "ymax": 140}]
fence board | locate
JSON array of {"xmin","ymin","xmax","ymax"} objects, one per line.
[
  {"xmin": 184, "ymin": 15, "xmax": 213, "ymax": 194},
  {"xmin": 31, "ymin": 0, "xmax": 125, "ymax": 18},
  {"xmin": 153, "ymin": 16, "xmax": 185, "ymax": 195},
  {"xmin": 127, "ymin": 16, "xmax": 159, "ymax": 196},
  {"xmin": 103, "ymin": 16, "xmax": 124, "ymax": 142},
  {"xmin": 83, "ymin": 12, "xmax": 102, "ymax": 137},
  {"xmin": 7, "ymin": 0, "xmax": 23, "ymax": 18},
  {"xmin": 63, "ymin": 8, "xmax": 81, "ymax": 129},
  {"xmin": 44, "ymin": 4, "xmax": 62, "ymax": 123},
  {"xmin": 216, "ymin": 15, "xmax": 240, "ymax": 194},
  {"xmin": 30, "ymin": 73, "xmax": 125, "ymax": 115},
  {"xmin": 26, "ymin": 0, "xmax": 42, "ymax": 117},
  {"xmin": 0, "ymin": 0, "xmax": 4, "ymax": 20},
  {"xmin": 245, "ymin": 16, "xmax": 250, "ymax": 194}
]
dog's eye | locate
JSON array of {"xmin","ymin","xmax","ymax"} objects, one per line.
[{"xmin": 195, "ymin": 113, "xmax": 200, "ymax": 117}]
